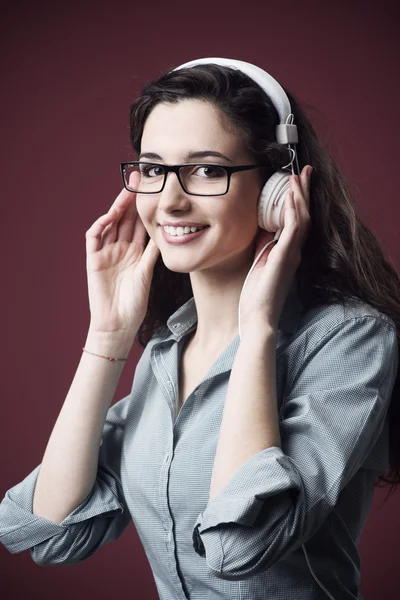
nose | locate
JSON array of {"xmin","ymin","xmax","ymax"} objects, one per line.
[{"xmin": 157, "ymin": 169, "xmax": 190, "ymax": 212}]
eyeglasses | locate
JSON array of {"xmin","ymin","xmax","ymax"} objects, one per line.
[{"xmin": 120, "ymin": 161, "xmax": 265, "ymax": 196}]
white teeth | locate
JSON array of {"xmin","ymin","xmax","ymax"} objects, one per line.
[{"xmin": 163, "ymin": 225, "xmax": 205, "ymax": 236}]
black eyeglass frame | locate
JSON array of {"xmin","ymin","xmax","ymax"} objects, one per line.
[{"xmin": 119, "ymin": 161, "xmax": 266, "ymax": 196}]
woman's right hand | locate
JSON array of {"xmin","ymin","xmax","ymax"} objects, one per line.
[{"xmin": 85, "ymin": 172, "xmax": 160, "ymax": 337}]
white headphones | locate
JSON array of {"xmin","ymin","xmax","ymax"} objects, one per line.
[
  {"xmin": 171, "ymin": 57, "xmax": 300, "ymax": 239},
  {"xmin": 170, "ymin": 58, "xmax": 336, "ymax": 600}
]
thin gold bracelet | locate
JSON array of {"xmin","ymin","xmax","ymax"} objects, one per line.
[{"xmin": 82, "ymin": 347, "xmax": 127, "ymax": 362}]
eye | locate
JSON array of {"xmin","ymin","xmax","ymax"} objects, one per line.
[
  {"xmin": 140, "ymin": 164, "xmax": 164, "ymax": 178},
  {"xmin": 194, "ymin": 165, "xmax": 226, "ymax": 178}
]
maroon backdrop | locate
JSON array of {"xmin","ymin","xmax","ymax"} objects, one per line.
[{"xmin": 1, "ymin": 1, "xmax": 399, "ymax": 598}]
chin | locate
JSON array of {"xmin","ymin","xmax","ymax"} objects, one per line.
[{"xmin": 160, "ymin": 254, "xmax": 200, "ymax": 274}]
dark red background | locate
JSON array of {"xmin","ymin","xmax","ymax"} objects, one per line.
[{"xmin": 1, "ymin": 1, "xmax": 399, "ymax": 598}]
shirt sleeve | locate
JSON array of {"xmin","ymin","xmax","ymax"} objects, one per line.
[
  {"xmin": 192, "ymin": 314, "xmax": 399, "ymax": 580},
  {"xmin": 0, "ymin": 392, "xmax": 133, "ymax": 565}
]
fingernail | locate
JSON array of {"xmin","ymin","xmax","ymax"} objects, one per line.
[{"xmin": 307, "ymin": 166, "xmax": 313, "ymax": 177}]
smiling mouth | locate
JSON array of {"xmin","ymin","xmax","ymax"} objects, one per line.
[
  {"xmin": 161, "ymin": 224, "xmax": 208, "ymax": 233},
  {"xmin": 160, "ymin": 225, "xmax": 210, "ymax": 243}
]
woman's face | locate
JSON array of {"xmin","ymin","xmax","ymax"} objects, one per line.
[{"xmin": 136, "ymin": 99, "xmax": 266, "ymax": 276}]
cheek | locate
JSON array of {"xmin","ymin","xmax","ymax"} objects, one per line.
[
  {"xmin": 136, "ymin": 198, "xmax": 153, "ymax": 227},
  {"xmin": 225, "ymin": 191, "xmax": 259, "ymax": 235},
  {"xmin": 216, "ymin": 213, "xmax": 258, "ymax": 256}
]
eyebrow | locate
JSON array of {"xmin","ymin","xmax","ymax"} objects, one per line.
[{"xmin": 138, "ymin": 150, "xmax": 232, "ymax": 163}]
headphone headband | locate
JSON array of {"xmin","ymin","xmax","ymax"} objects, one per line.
[{"xmin": 170, "ymin": 57, "xmax": 298, "ymax": 145}]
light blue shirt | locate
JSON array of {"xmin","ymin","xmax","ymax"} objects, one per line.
[{"xmin": 1, "ymin": 276, "xmax": 398, "ymax": 600}]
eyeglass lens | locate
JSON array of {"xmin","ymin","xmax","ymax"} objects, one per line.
[{"xmin": 123, "ymin": 162, "xmax": 229, "ymax": 195}]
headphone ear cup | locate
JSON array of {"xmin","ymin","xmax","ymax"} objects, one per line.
[{"xmin": 257, "ymin": 170, "xmax": 291, "ymax": 232}]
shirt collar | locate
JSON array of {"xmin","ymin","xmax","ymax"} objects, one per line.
[{"xmin": 165, "ymin": 273, "xmax": 303, "ymax": 341}]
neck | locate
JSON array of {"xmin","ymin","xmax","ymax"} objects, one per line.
[{"xmin": 188, "ymin": 249, "xmax": 255, "ymax": 352}]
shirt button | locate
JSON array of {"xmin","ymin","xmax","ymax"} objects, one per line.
[{"xmin": 192, "ymin": 525, "xmax": 205, "ymax": 556}]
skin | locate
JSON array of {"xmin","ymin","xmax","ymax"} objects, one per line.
[{"xmin": 136, "ymin": 98, "xmax": 311, "ymax": 352}]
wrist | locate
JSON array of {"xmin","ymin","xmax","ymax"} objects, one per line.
[
  {"xmin": 240, "ymin": 324, "xmax": 277, "ymax": 345},
  {"xmin": 85, "ymin": 329, "xmax": 136, "ymax": 359}
]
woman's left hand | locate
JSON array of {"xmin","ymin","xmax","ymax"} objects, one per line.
[{"xmin": 239, "ymin": 165, "xmax": 312, "ymax": 338}]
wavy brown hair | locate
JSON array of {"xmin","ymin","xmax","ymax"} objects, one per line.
[{"xmin": 128, "ymin": 63, "xmax": 400, "ymax": 500}]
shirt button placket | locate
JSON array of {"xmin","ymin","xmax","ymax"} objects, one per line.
[
  {"xmin": 161, "ymin": 452, "xmax": 185, "ymax": 597},
  {"xmin": 163, "ymin": 454, "xmax": 175, "ymax": 545},
  {"xmin": 162, "ymin": 452, "xmax": 172, "ymax": 534}
]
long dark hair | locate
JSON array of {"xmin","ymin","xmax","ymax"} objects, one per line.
[{"xmin": 128, "ymin": 62, "xmax": 400, "ymax": 499}]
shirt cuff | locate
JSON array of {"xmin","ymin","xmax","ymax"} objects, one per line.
[
  {"xmin": 192, "ymin": 446, "xmax": 301, "ymax": 564},
  {"xmin": 1, "ymin": 464, "xmax": 124, "ymax": 554}
]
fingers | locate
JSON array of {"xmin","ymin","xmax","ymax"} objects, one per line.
[
  {"xmin": 139, "ymin": 235, "xmax": 161, "ymax": 277},
  {"xmin": 110, "ymin": 173, "xmax": 141, "ymax": 243},
  {"xmin": 86, "ymin": 209, "xmax": 119, "ymax": 254},
  {"xmin": 108, "ymin": 173, "xmax": 139, "ymax": 215},
  {"xmin": 291, "ymin": 168, "xmax": 311, "ymax": 217},
  {"xmin": 258, "ymin": 165, "xmax": 312, "ymax": 263},
  {"xmin": 279, "ymin": 167, "xmax": 311, "ymax": 236},
  {"xmin": 86, "ymin": 185, "xmax": 137, "ymax": 253},
  {"xmin": 290, "ymin": 167, "xmax": 312, "ymax": 247},
  {"xmin": 115, "ymin": 192, "xmax": 139, "ymax": 243},
  {"xmin": 130, "ymin": 213, "xmax": 149, "ymax": 250},
  {"xmin": 283, "ymin": 187, "xmax": 298, "ymax": 233},
  {"xmin": 298, "ymin": 166, "xmax": 312, "ymax": 209}
]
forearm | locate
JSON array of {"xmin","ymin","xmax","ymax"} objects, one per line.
[
  {"xmin": 209, "ymin": 329, "xmax": 281, "ymax": 503},
  {"xmin": 32, "ymin": 329, "xmax": 134, "ymax": 524}
]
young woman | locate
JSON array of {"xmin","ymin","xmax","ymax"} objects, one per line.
[{"xmin": 1, "ymin": 58, "xmax": 399, "ymax": 600}]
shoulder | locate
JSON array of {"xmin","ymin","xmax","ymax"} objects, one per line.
[
  {"xmin": 297, "ymin": 297, "xmax": 397, "ymax": 347},
  {"xmin": 282, "ymin": 298, "xmax": 399, "ymax": 380},
  {"xmin": 280, "ymin": 299, "xmax": 399, "ymax": 403}
]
